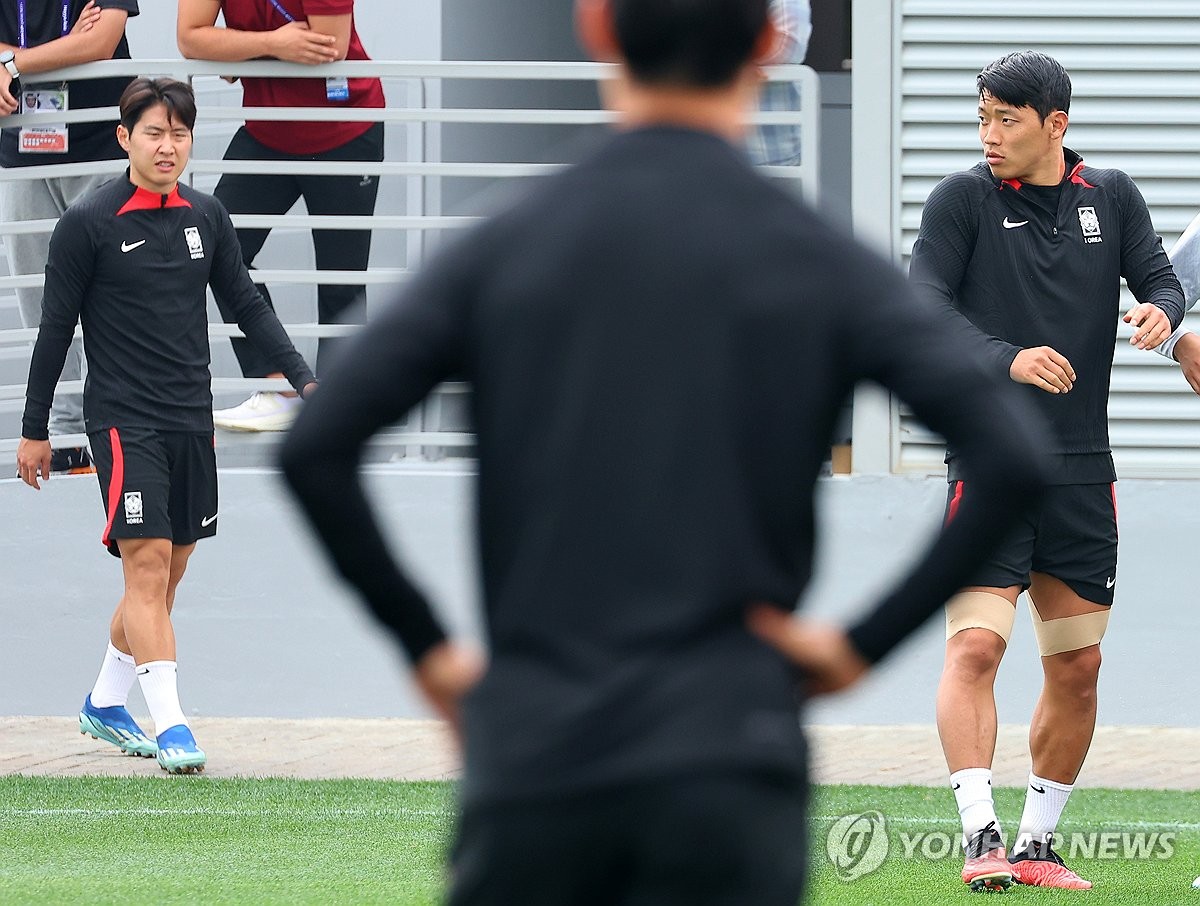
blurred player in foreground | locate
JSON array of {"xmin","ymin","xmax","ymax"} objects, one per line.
[
  {"xmin": 909, "ymin": 51, "xmax": 1184, "ymax": 891},
  {"xmin": 18, "ymin": 78, "xmax": 316, "ymax": 774},
  {"xmin": 282, "ymin": 1, "xmax": 1047, "ymax": 902}
]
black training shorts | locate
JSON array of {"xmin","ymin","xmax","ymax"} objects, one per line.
[
  {"xmin": 945, "ymin": 480, "xmax": 1118, "ymax": 605},
  {"xmin": 89, "ymin": 427, "xmax": 218, "ymax": 557},
  {"xmin": 448, "ymin": 770, "xmax": 809, "ymax": 906}
]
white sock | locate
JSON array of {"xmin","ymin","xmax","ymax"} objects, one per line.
[
  {"xmin": 952, "ymin": 767, "xmax": 1000, "ymax": 844},
  {"xmin": 89, "ymin": 643, "xmax": 137, "ymax": 708},
  {"xmin": 1014, "ymin": 772, "xmax": 1073, "ymax": 854},
  {"xmin": 136, "ymin": 660, "xmax": 189, "ymax": 735}
]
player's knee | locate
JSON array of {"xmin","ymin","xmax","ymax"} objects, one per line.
[
  {"xmin": 1046, "ymin": 644, "xmax": 1102, "ymax": 692},
  {"xmin": 945, "ymin": 628, "xmax": 1006, "ymax": 680}
]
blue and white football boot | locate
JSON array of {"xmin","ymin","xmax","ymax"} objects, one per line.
[
  {"xmin": 155, "ymin": 724, "xmax": 207, "ymax": 774},
  {"xmin": 79, "ymin": 694, "xmax": 157, "ymax": 758}
]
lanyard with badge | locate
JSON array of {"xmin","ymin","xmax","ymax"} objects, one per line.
[
  {"xmin": 16, "ymin": 0, "xmax": 71, "ymax": 153},
  {"xmin": 267, "ymin": 0, "xmax": 349, "ymax": 101}
]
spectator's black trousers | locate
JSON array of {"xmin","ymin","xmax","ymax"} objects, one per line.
[{"xmin": 212, "ymin": 122, "xmax": 384, "ymax": 377}]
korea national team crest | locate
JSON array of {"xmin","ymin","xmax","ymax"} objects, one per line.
[
  {"xmin": 184, "ymin": 226, "xmax": 205, "ymax": 260},
  {"xmin": 1078, "ymin": 206, "xmax": 1103, "ymax": 243},
  {"xmin": 123, "ymin": 491, "xmax": 144, "ymax": 525}
]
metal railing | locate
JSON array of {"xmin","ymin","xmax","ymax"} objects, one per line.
[{"xmin": 0, "ymin": 59, "xmax": 820, "ymax": 458}]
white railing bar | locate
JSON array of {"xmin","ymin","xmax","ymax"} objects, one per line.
[
  {"xmin": 7, "ymin": 58, "xmax": 810, "ymax": 83},
  {"xmin": 0, "ymin": 268, "xmax": 409, "ymax": 290},
  {"xmin": 230, "ymin": 214, "xmax": 478, "ymax": 230},
  {"xmin": 0, "ymin": 430, "xmax": 477, "ymax": 454},
  {"xmin": 0, "ymin": 322, "xmax": 369, "ymax": 344},
  {"xmin": 0, "ymin": 159, "xmax": 561, "ymax": 182},
  {"xmin": 0, "ymin": 214, "xmax": 478, "ymax": 235},
  {"xmin": 188, "ymin": 161, "xmax": 563, "ymax": 178},
  {"xmin": 1, "ymin": 105, "xmax": 807, "ymax": 128},
  {"xmin": 1, "ymin": 374, "xmax": 472, "ymax": 401},
  {"xmin": 0, "ymin": 160, "xmax": 125, "ymax": 181},
  {"xmin": 202, "ymin": 107, "xmax": 616, "ymax": 124}
]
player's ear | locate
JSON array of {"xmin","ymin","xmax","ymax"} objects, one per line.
[
  {"xmin": 1048, "ymin": 110, "xmax": 1068, "ymax": 140},
  {"xmin": 576, "ymin": 0, "xmax": 619, "ymax": 64},
  {"xmin": 115, "ymin": 123, "xmax": 130, "ymax": 152}
]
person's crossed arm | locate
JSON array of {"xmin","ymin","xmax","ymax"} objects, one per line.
[
  {"xmin": 0, "ymin": 1, "xmax": 128, "ymax": 115},
  {"xmin": 177, "ymin": 0, "xmax": 340, "ymax": 65}
]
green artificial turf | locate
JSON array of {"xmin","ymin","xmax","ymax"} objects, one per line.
[
  {"xmin": 0, "ymin": 777, "xmax": 455, "ymax": 905},
  {"xmin": 1, "ymin": 777, "xmax": 1196, "ymax": 904},
  {"xmin": 809, "ymin": 785, "xmax": 1200, "ymax": 905}
]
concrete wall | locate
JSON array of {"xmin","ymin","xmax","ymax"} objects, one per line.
[{"xmin": 5, "ymin": 470, "xmax": 1195, "ymax": 729}]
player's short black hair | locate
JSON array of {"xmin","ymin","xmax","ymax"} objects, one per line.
[
  {"xmin": 611, "ymin": 0, "xmax": 770, "ymax": 88},
  {"xmin": 977, "ymin": 51, "xmax": 1071, "ymax": 121},
  {"xmin": 119, "ymin": 77, "xmax": 197, "ymax": 132}
]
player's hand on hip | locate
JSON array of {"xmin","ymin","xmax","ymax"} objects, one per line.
[
  {"xmin": 414, "ymin": 640, "xmax": 487, "ymax": 744},
  {"xmin": 267, "ymin": 21, "xmax": 340, "ymax": 65},
  {"xmin": 15, "ymin": 437, "xmax": 52, "ymax": 490},
  {"xmin": 746, "ymin": 605, "xmax": 869, "ymax": 696},
  {"xmin": 1124, "ymin": 302, "xmax": 1172, "ymax": 350},
  {"xmin": 1010, "ymin": 346, "xmax": 1075, "ymax": 394},
  {"xmin": 1172, "ymin": 332, "xmax": 1200, "ymax": 395}
]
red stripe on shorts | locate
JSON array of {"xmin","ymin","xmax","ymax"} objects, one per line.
[
  {"xmin": 1111, "ymin": 482, "xmax": 1118, "ymax": 539},
  {"xmin": 101, "ymin": 427, "xmax": 125, "ymax": 548},
  {"xmin": 945, "ymin": 480, "xmax": 964, "ymax": 524}
]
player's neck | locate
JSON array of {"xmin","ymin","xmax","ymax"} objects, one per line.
[
  {"xmin": 128, "ymin": 174, "xmax": 180, "ymax": 196},
  {"xmin": 1021, "ymin": 148, "xmax": 1067, "ymax": 187},
  {"xmin": 607, "ymin": 68, "xmax": 759, "ymax": 145}
]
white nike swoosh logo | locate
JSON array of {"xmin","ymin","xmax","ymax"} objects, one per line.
[
  {"xmin": 121, "ymin": 239, "xmax": 147, "ymax": 252},
  {"xmin": 1105, "ymin": 577, "xmax": 1116, "ymax": 589},
  {"xmin": 201, "ymin": 514, "xmax": 218, "ymax": 527},
  {"xmin": 1002, "ymin": 218, "xmax": 1029, "ymax": 230}
]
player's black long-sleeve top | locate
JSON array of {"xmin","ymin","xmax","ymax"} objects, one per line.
[
  {"xmin": 282, "ymin": 127, "xmax": 1047, "ymax": 804},
  {"xmin": 23, "ymin": 175, "xmax": 315, "ymax": 439},
  {"xmin": 909, "ymin": 148, "xmax": 1184, "ymax": 483}
]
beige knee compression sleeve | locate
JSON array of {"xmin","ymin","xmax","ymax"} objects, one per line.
[
  {"xmin": 945, "ymin": 591, "xmax": 1016, "ymax": 643},
  {"xmin": 1026, "ymin": 598, "xmax": 1110, "ymax": 656}
]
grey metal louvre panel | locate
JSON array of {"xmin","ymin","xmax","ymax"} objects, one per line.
[{"xmin": 896, "ymin": 0, "xmax": 1200, "ymax": 477}]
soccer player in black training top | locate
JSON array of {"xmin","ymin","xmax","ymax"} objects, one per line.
[
  {"xmin": 17, "ymin": 78, "xmax": 316, "ymax": 775},
  {"xmin": 909, "ymin": 51, "xmax": 1184, "ymax": 892},
  {"xmin": 282, "ymin": 2, "xmax": 1046, "ymax": 903}
]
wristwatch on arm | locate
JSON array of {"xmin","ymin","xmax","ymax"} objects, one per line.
[{"xmin": 0, "ymin": 50, "xmax": 20, "ymax": 81}]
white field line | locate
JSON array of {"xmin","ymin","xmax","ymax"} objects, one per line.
[
  {"xmin": 4, "ymin": 809, "xmax": 1194, "ymax": 832},
  {"xmin": 808, "ymin": 815, "xmax": 1200, "ymax": 831},
  {"xmin": 1, "ymin": 807, "xmax": 453, "ymax": 819}
]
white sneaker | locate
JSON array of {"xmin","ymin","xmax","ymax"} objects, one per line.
[{"xmin": 213, "ymin": 391, "xmax": 301, "ymax": 432}]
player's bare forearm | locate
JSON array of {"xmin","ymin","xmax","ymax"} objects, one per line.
[{"xmin": 1173, "ymin": 332, "xmax": 1200, "ymax": 395}]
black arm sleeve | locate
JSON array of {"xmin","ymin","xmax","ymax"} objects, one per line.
[
  {"xmin": 280, "ymin": 235, "xmax": 479, "ymax": 662},
  {"xmin": 908, "ymin": 174, "xmax": 1024, "ymax": 377},
  {"xmin": 1116, "ymin": 173, "xmax": 1185, "ymax": 328},
  {"xmin": 838, "ymin": 253, "xmax": 1048, "ymax": 664},
  {"xmin": 209, "ymin": 203, "xmax": 316, "ymax": 392},
  {"xmin": 21, "ymin": 209, "xmax": 92, "ymax": 440}
]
